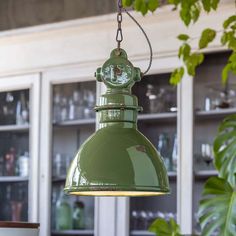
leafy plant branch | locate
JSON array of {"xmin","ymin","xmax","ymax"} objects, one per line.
[
  {"xmin": 122, "ymin": 0, "xmax": 236, "ymax": 85},
  {"xmin": 148, "ymin": 115, "xmax": 236, "ymax": 236}
]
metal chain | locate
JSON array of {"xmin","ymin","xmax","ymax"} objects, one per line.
[
  {"xmin": 116, "ymin": 0, "xmax": 123, "ymax": 50},
  {"xmin": 115, "ymin": 0, "xmax": 153, "ymax": 75}
]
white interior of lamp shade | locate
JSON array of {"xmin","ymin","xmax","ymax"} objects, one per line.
[{"xmin": 68, "ymin": 191, "xmax": 168, "ymax": 196}]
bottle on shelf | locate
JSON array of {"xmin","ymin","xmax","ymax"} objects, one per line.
[
  {"xmin": 60, "ymin": 97, "xmax": 68, "ymax": 122},
  {"xmin": 204, "ymin": 96, "xmax": 211, "ymax": 111},
  {"xmin": 146, "ymin": 85, "xmax": 167, "ymax": 114},
  {"xmin": 51, "ymin": 187, "xmax": 58, "ymax": 230},
  {"xmin": 53, "ymin": 153, "xmax": 66, "ymax": 177},
  {"xmin": 20, "ymin": 92, "xmax": 29, "ymax": 125},
  {"xmin": 14, "ymin": 91, "xmax": 29, "ymax": 125},
  {"xmin": 53, "ymin": 153, "xmax": 62, "ymax": 177},
  {"xmin": 11, "ymin": 200, "xmax": 23, "ymax": 221},
  {"xmin": 3, "ymin": 92, "xmax": 16, "ymax": 125},
  {"xmin": 130, "ymin": 210, "xmax": 139, "ymax": 230},
  {"xmin": 18, "ymin": 152, "xmax": 29, "ymax": 177},
  {"xmin": 5, "ymin": 147, "xmax": 16, "ymax": 176},
  {"xmin": 16, "ymin": 101, "xmax": 22, "ymax": 125},
  {"xmin": 2, "ymin": 185, "xmax": 12, "ymax": 220},
  {"xmin": 146, "ymin": 84, "xmax": 158, "ymax": 114},
  {"xmin": 10, "ymin": 182, "xmax": 27, "ymax": 222},
  {"xmin": 19, "ymin": 185, "xmax": 28, "ymax": 221},
  {"xmin": 68, "ymin": 99, "xmax": 75, "ymax": 120},
  {"xmin": 82, "ymin": 89, "xmax": 95, "ymax": 119},
  {"xmin": 53, "ymin": 93, "xmax": 61, "ymax": 123},
  {"xmin": 0, "ymin": 156, "xmax": 4, "ymax": 176},
  {"xmin": 73, "ymin": 91, "xmax": 84, "ymax": 120},
  {"xmin": 73, "ymin": 199, "xmax": 85, "ymax": 229},
  {"xmin": 157, "ymin": 133, "xmax": 171, "ymax": 171},
  {"xmin": 55, "ymin": 187, "xmax": 72, "ymax": 230},
  {"xmin": 171, "ymin": 134, "xmax": 178, "ymax": 172}
]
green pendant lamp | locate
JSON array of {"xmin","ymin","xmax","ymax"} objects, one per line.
[
  {"xmin": 64, "ymin": 48, "xmax": 170, "ymax": 196},
  {"xmin": 64, "ymin": 1, "xmax": 170, "ymax": 196}
]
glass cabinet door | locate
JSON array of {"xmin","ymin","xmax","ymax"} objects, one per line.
[
  {"xmin": 0, "ymin": 74, "xmax": 40, "ymax": 222},
  {"xmin": 129, "ymin": 73, "xmax": 178, "ymax": 236},
  {"xmin": 193, "ymin": 51, "xmax": 235, "ymax": 234},
  {"xmin": 51, "ymin": 81, "xmax": 96, "ymax": 236},
  {"xmin": 40, "ymin": 69, "xmax": 97, "ymax": 236}
]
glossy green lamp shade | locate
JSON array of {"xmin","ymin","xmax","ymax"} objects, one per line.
[
  {"xmin": 64, "ymin": 48, "xmax": 170, "ymax": 196},
  {"xmin": 64, "ymin": 123, "xmax": 170, "ymax": 196}
]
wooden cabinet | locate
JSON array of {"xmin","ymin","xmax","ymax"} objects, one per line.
[
  {"xmin": 0, "ymin": 74, "xmax": 40, "ymax": 222},
  {"xmin": 40, "ymin": 68, "xmax": 98, "ymax": 236}
]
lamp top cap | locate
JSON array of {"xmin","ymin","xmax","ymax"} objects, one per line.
[{"xmin": 95, "ymin": 48, "xmax": 142, "ymax": 90}]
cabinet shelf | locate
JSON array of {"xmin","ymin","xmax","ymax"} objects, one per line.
[
  {"xmin": 138, "ymin": 112, "xmax": 177, "ymax": 122},
  {"xmin": 130, "ymin": 230, "xmax": 154, "ymax": 236},
  {"xmin": 51, "ymin": 230, "xmax": 94, "ymax": 235},
  {"xmin": 194, "ymin": 170, "xmax": 218, "ymax": 179},
  {"xmin": 53, "ymin": 119, "xmax": 96, "ymax": 127},
  {"xmin": 195, "ymin": 108, "xmax": 236, "ymax": 120},
  {"xmin": 168, "ymin": 171, "xmax": 177, "ymax": 179},
  {"xmin": 52, "ymin": 175, "xmax": 67, "ymax": 182},
  {"xmin": 0, "ymin": 176, "xmax": 28, "ymax": 182},
  {"xmin": 0, "ymin": 124, "xmax": 30, "ymax": 132}
]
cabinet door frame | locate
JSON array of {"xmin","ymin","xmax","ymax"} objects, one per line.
[
  {"xmin": 40, "ymin": 56, "xmax": 182, "ymax": 236},
  {"xmin": 40, "ymin": 65, "xmax": 99, "ymax": 236},
  {"xmin": 0, "ymin": 73, "xmax": 41, "ymax": 222}
]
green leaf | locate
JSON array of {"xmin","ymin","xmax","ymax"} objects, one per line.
[
  {"xmin": 221, "ymin": 31, "xmax": 236, "ymax": 51},
  {"xmin": 167, "ymin": 0, "xmax": 180, "ymax": 5},
  {"xmin": 202, "ymin": 0, "xmax": 211, "ymax": 12},
  {"xmin": 181, "ymin": 43, "xmax": 191, "ymax": 60},
  {"xmin": 122, "ymin": 0, "xmax": 134, "ymax": 7},
  {"xmin": 140, "ymin": 1, "xmax": 148, "ymax": 15},
  {"xmin": 177, "ymin": 34, "xmax": 190, "ymax": 41},
  {"xmin": 222, "ymin": 63, "xmax": 231, "ymax": 84},
  {"xmin": 221, "ymin": 33, "xmax": 228, "ymax": 45},
  {"xmin": 169, "ymin": 67, "xmax": 184, "ymax": 85},
  {"xmin": 229, "ymin": 37, "xmax": 236, "ymax": 51},
  {"xmin": 149, "ymin": 217, "xmax": 182, "ymax": 236},
  {"xmin": 211, "ymin": 0, "xmax": 220, "ymax": 10},
  {"xmin": 186, "ymin": 62, "xmax": 195, "ymax": 76},
  {"xmin": 223, "ymin": 15, "xmax": 236, "ymax": 29},
  {"xmin": 229, "ymin": 52, "xmax": 236, "ymax": 62},
  {"xmin": 134, "ymin": 0, "xmax": 143, "ymax": 11},
  {"xmin": 180, "ymin": 7, "xmax": 191, "ymax": 26},
  {"xmin": 148, "ymin": 0, "xmax": 159, "ymax": 12},
  {"xmin": 198, "ymin": 177, "xmax": 236, "ymax": 236},
  {"xmin": 199, "ymin": 28, "xmax": 216, "ymax": 49},
  {"xmin": 186, "ymin": 53, "xmax": 204, "ymax": 76},
  {"xmin": 191, "ymin": 4, "xmax": 200, "ymax": 23},
  {"xmin": 222, "ymin": 52, "xmax": 236, "ymax": 83},
  {"xmin": 192, "ymin": 53, "xmax": 204, "ymax": 64},
  {"xmin": 213, "ymin": 114, "xmax": 236, "ymax": 186}
]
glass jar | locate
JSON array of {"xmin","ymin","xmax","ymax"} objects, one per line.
[
  {"xmin": 171, "ymin": 134, "xmax": 178, "ymax": 172},
  {"xmin": 73, "ymin": 200, "xmax": 85, "ymax": 229},
  {"xmin": 157, "ymin": 133, "xmax": 171, "ymax": 171},
  {"xmin": 18, "ymin": 152, "xmax": 29, "ymax": 177},
  {"xmin": 146, "ymin": 85, "xmax": 166, "ymax": 113},
  {"xmin": 55, "ymin": 188, "xmax": 72, "ymax": 230}
]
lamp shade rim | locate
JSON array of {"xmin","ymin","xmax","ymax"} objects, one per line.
[{"xmin": 64, "ymin": 185, "xmax": 170, "ymax": 196}]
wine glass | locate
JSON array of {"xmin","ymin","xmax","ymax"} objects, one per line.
[{"xmin": 201, "ymin": 144, "xmax": 214, "ymax": 166}]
